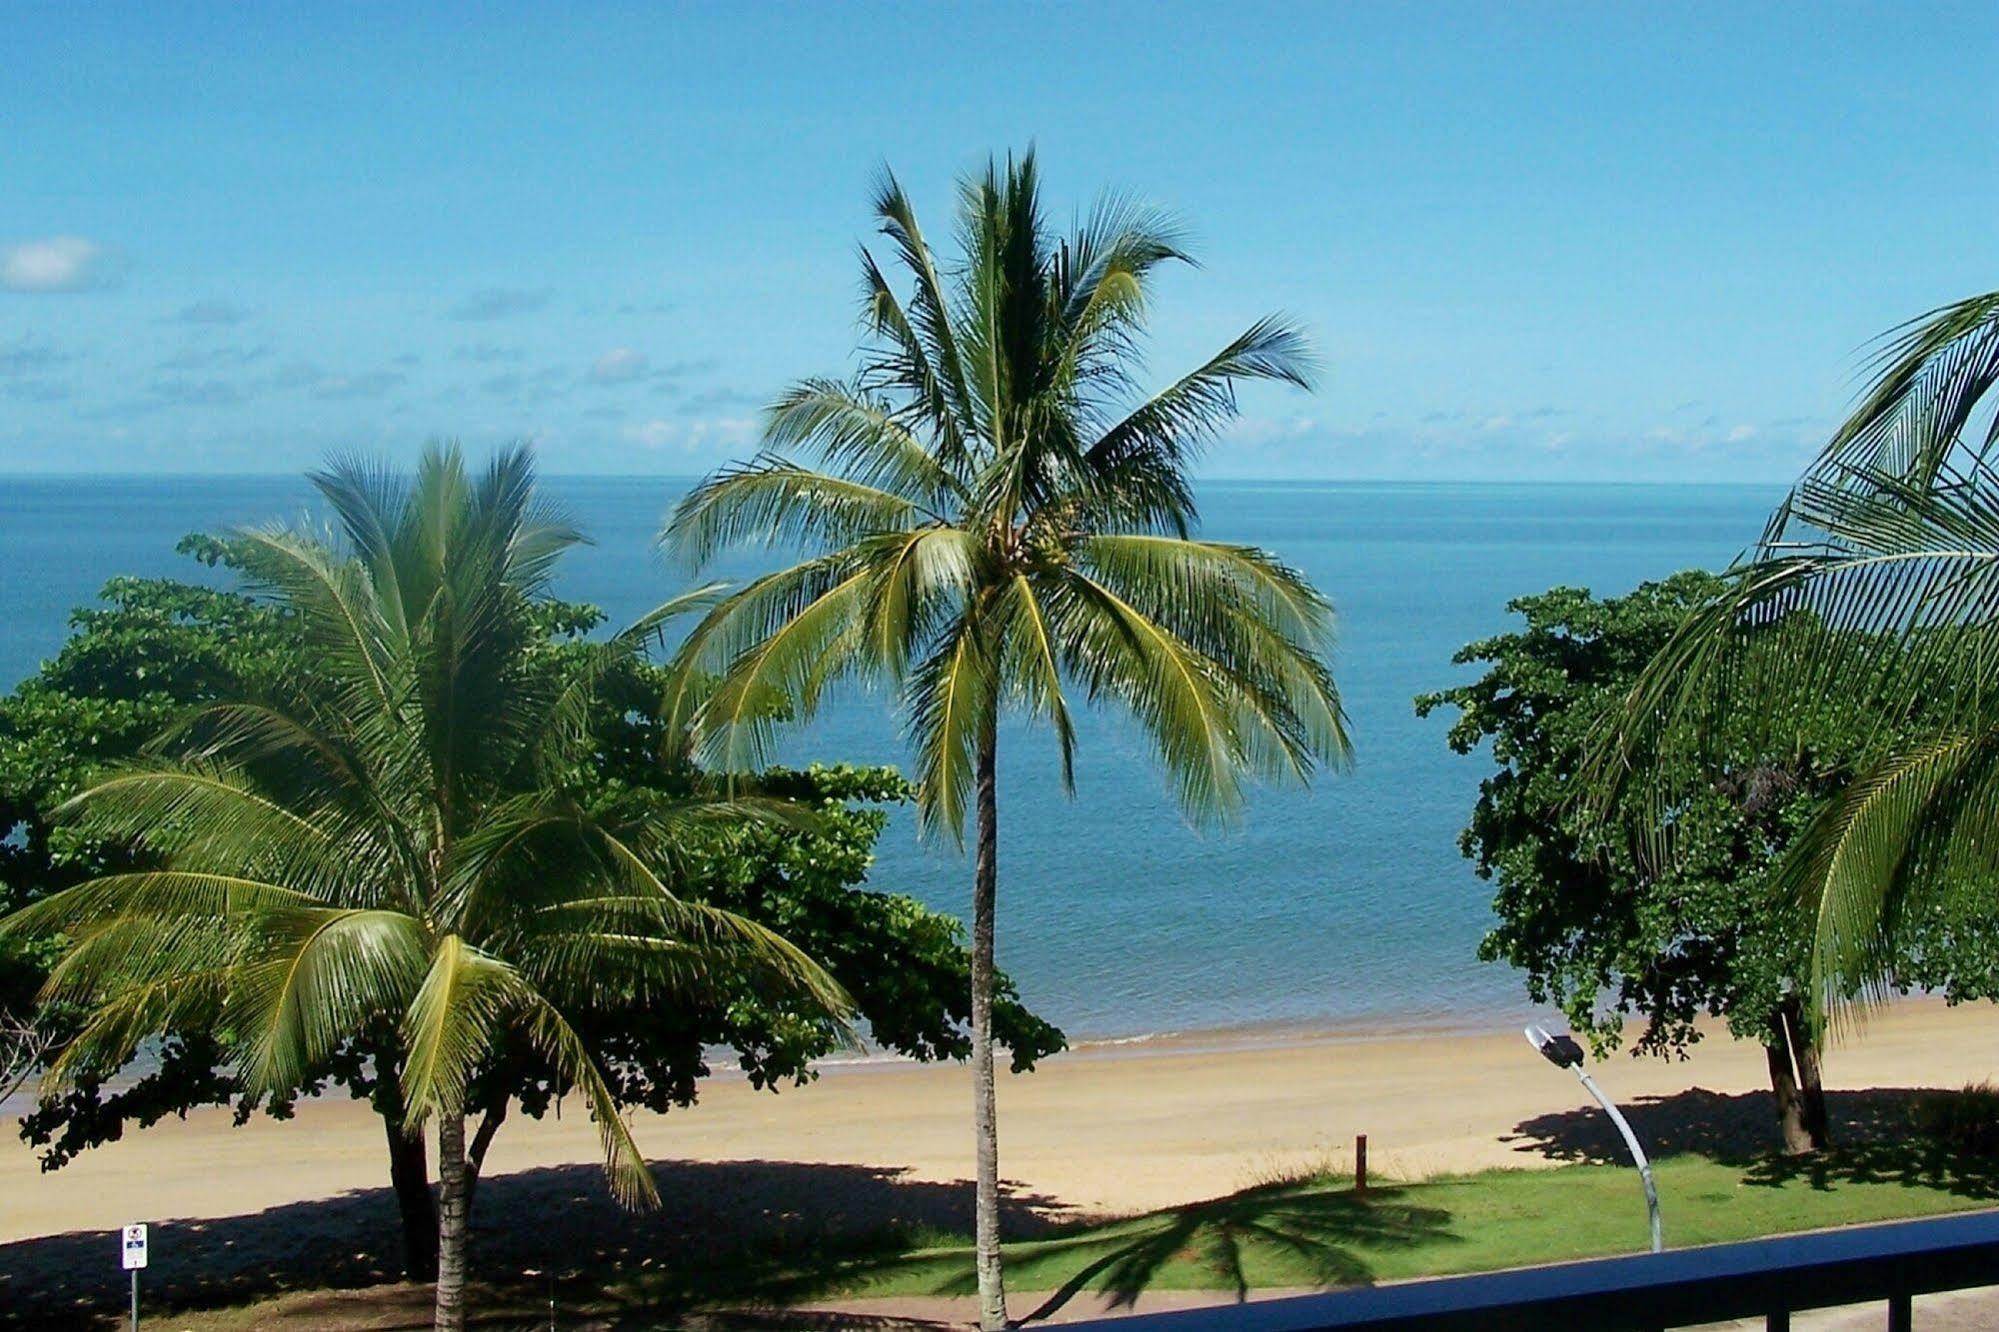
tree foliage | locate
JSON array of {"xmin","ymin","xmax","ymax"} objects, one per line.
[
  {"xmin": 0, "ymin": 507, "xmax": 1060, "ymax": 1174},
  {"xmin": 1418, "ymin": 573, "xmax": 1873, "ymax": 1057},
  {"xmin": 660, "ymin": 149, "xmax": 1344, "ymax": 1330},
  {"xmin": 1595, "ymin": 291, "xmax": 1999, "ymax": 1019}
]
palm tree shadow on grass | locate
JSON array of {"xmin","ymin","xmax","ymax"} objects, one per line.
[{"xmin": 995, "ymin": 1182, "xmax": 1458, "ymax": 1322}]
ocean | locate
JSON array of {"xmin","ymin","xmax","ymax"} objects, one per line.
[{"xmin": 0, "ymin": 476, "xmax": 1784, "ymax": 1043}]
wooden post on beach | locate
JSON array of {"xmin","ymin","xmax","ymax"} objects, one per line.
[{"xmin": 1355, "ymin": 1134, "xmax": 1368, "ymax": 1194}]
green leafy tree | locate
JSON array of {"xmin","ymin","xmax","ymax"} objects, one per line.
[
  {"xmin": 1419, "ymin": 574, "xmax": 1877, "ymax": 1151},
  {"xmin": 0, "ymin": 571, "xmax": 297, "ymax": 1170},
  {"xmin": 662, "ymin": 150, "xmax": 1349, "ymax": 1329},
  {"xmin": 0, "ymin": 541, "xmax": 1061, "ymax": 1287},
  {"xmin": 1599, "ymin": 291, "xmax": 1999, "ymax": 1021},
  {"xmin": 1, "ymin": 446, "xmax": 865, "ymax": 1332}
]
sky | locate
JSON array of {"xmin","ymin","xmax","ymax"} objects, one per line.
[{"xmin": 2, "ymin": 2, "xmax": 1992, "ymax": 481}]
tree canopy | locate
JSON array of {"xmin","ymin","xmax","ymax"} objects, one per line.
[
  {"xmin": 1594, "ymin": 291, "xmax": 1999, "ymax": 1018},
  {"xmin": 0, "ymin": 530, "xmax": 1060, "ymax": 1173},
  {"xmin": 1418, "ymin": 573, "xmax": 1869, "ymax": 1060},
  {"xmin": 661, "ymin": 149, "xmax": 1344, "ymax": 1331}
]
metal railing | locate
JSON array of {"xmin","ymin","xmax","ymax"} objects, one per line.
[{"xmin": 1066, "ymin": 1207, "xmax": 1999, "ymax": 1331}]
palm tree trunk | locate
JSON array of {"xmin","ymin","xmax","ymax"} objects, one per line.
[
  {"xmin": 434, "ymin": 1111, "xmax": 470, "ymax": 1332},
  {"xmin": 971, "ymin": 713, "xmax": 1008, "ymax": 1331}
]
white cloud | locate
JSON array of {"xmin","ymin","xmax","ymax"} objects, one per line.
[
  {"xmin": 1725, "ymin": 424, "xmax": 1758, "ymax": 443},
  {"xmin": 623, "ymin": 416, "xmax": 755, "ymax": 452},
  {"xmin": 1226, "ymin": 414, "xmax": 1319, "ymax": 447},
  {"xmin": 2, "ymin": 236, "xmax": 107, "ymax": 292},
  {"xmin": 590, "ymin": 347, "xmax": 649, "ymax": 384}
]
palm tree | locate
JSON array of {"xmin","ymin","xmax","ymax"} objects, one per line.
[
  {"xmin": 1, "ymin": 444, "xmax": 848, "ymax": 1332},
  {"xmin": 1599, "ymin": 290, "xmax": 1999, "ymax": 1018},
  {"xmin": 662, "ymin": 151, "xmax": 1349, "ymax": 1329}
]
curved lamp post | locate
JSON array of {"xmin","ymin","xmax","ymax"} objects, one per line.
[{"xmin": 1525, "ymin": 1025, "xmax": 1663, "ymax": 1254}]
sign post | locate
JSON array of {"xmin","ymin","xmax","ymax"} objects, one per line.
[{"xmin": 121, "ymin": 1223, "xmax": 147, "ymax": 1331}]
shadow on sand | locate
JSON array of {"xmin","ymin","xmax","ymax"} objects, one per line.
[
  {"xmin": 0, "ymin": 1156, "xmax": 1069, "ymax": 1329},
  {"xmin": 1505, "ymin": 1085, "xmax": 1999, "ymax": 1200}
]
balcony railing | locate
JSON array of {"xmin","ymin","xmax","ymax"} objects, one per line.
[{"xmin": 1067, "ymin": 1206, "xmax": 1999, "ymax": 1331}]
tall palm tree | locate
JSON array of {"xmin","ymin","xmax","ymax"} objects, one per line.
[
  {"xmin": 1, "ymin": 444, "xmax": 848, "ymax": 1332},
  {"xmin": 1598, "ymin": 290, "xmax": 1999, "ymax": 1018},
  {"xmin": 662, "ymin": 151, "xmax": 1349, "ymax": 1329}
]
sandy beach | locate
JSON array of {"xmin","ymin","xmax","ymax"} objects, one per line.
[{"xmin": 7, "ymin": 997, "xmax": 1999, "ymax": 1246}]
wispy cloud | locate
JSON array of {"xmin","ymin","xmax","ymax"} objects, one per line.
[
  {"xmin": 447, "ymin": 287, "xmax": 553, "ymax": 321},
  {"xmin": 311, "ymin": 369, "xmax": 408, "ymax": 401},
  {"xmin": 589, "ymin": 347, "xmax": 650, "ymax": 384},
  {"xmin": 156, "ymin": 341, "xmax": 271, "ymax": 372},
  {"xmin": 482, "ymin": 365, "xmax": 570, "ymax": 402},
  {"xmin": 0, "ymin": 337, "xmax": 72, "ymax": 403},
  {"xmin": 0, "ymin": 336, "xmax": 70, "ymax": 376},
  {"xmin": 149, "ymin": 377, "xmax": 251, "ymax": 407},
  {"xmin": 169, "ymin": 298, "xmax": 252, "ymax": 326},
  {"xmin": 267, "ymin": 360, "xmax": 328, "ymax": 390},
  {"xmin": 583, "ymin": 349, "xmax": 718, "ymax": 392},
  {"xmin": 623, "ymin": 415, "xmax": 756, "ymax": 452},
  {"xmin": 1, "ymin": 236, "xmax": 108, "ymax": 292},
  {"xmin": 455, "ymin": 343, "xmax": 526, "ymax": 363},
  {"xmin": 2, "ymin": 379, "xmax": 69, "ymax": 403},
  {"xmin": 681, "ymin": 386, "xmax": 763, "ymax": 413}
]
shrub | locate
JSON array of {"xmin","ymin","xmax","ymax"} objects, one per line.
[{"xmin": 1912, "ymin": 1082, "xmax": 1999, "ymax": 1156}]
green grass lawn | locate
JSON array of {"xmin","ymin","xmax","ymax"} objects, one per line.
[
  {"xmin": 603, "ymin": 1143, "xmax": 1999, "ymax": 1320},
  {"xmin": 102, "ymin": 1136, "xmax": 1999, "ymax": 1328}
]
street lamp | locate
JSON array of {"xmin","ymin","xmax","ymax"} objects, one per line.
[{"xmin": 1525, "ymin": 1025, "xmax": 1663, "ymax": 1254}]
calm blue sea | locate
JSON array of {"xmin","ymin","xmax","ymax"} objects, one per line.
[{"xmin": 0, "ymin": 477, "xmax": 1783, "ymax": 1042}]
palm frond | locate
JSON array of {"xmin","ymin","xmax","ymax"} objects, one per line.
[
  {"xmin": 232, "ymin": 908, "xmax": 428, "ymax": 1091},
  {"xmin": 870, "ymin": 164, "xmax": 982, "ymax": 459},
  {"xmin": 770, "ymin": 376, "xmax": 967, "ymax": 507},
  {"xmin": 1778, "ymin": 731, "xmax": 1999, "ymax": 1020},
  {"xmin": 663, "ymin": 458, "xmax": 924, "ymax": 568},
  {"xmin": 685, "ymin": 561, "xmax": 882, "ymax": 774},
  {"xmin": 903, "ymin": 610, "xmax": 999, "ymax": 841},
  {"xmin": 1079, "ymin": 317, "xmax": 1316, "ymax": 533},
  {"xmin": 1782, "ymin": 291, "xmax": 1999, "ymax": 513},
  {"xmin": 994, "ymin": 575, "xmax": 1076, "ymax": 789},
  {"xmin": 506, "ymin": 978, "xmax": 660, "ymax": 1208},
  {"xmin": 400, "ymin": 934, "xmax": 516, "ymax": 1123},
  {"xmin": 1045, "ymin": 570, "xmax": 1246, "ymax": 823}
]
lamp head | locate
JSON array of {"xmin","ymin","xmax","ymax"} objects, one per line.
[{"xmin": 1524, "ymin": 1025, "xmax": 1585, "ymax": 1069}]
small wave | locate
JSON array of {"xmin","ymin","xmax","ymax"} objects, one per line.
[{"xmin": 1072, "ymin": 1030, "xmax": 1180, "ymax": 1049}]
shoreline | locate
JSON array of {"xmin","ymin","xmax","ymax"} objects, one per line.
[
  {"xmin": 7, "ymin": 994, "xmax": 1999, "ymax": 1249},
  {"xmin": 805, "ymin": 1006, "xmax": 1512, "ymax": 1073},
  {"xmin": 0, "ymin": 1002, "xmax": 1515, "ymax": 1116}
]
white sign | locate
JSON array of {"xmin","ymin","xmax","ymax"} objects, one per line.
[{"xmin": 121, "ymin": 1223, "xmax": 148, "ymax": 1271}]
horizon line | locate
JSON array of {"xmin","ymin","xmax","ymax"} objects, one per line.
[{"xmin": 0, "ymin": 470, "xmax": 1796, "ymax": 489}]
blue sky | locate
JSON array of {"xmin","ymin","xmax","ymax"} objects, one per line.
[{"xmin": 2, "ymin": 2, "xmax": 1991, "ymax": 480}]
